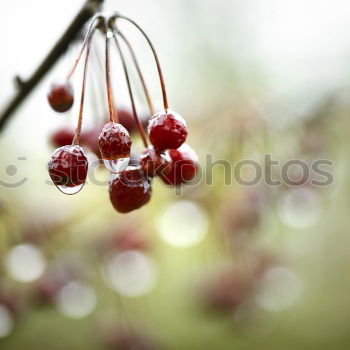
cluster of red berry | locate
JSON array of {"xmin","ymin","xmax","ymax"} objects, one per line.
[{"xmin": 47, "ymin": 13, "xmax": 198, "ymax": 213}]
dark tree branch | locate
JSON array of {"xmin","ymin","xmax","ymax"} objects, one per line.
[{"xmin": 0, "ymin": 0, "xmax": 104, "ymax": 132}]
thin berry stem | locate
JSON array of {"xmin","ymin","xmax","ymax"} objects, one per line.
[
  {"xmin": 105, "ymin": 30, "xmax": 118, "ymax": 123},
  {"xmin": 66, "ymin": 14, "xmax": 101, "ymax": 80},
  {"xmin": 73, "ymin": 40, "xmax": 92, "ymax": 145},
  {"xmin": 118, "ymin": 30, "xmax": 155, "ymax": 116},
  {"xmin": 111, "ymin": 22, "xmax": 148, "ymax": 147},
  {"xmin": 0, "ymin": 0, "xmax": 104, "ymax": 132},
  {"xmin": 115, "ymin": 14, "xmax": 169, "ymax": 112}
]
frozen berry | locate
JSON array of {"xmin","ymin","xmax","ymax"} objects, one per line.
[
  {"xmin": 160, "ymin": 144, "xmax": 198, "ymax": 186},
  {"xmin": 148, "ymin": 110, "xmax": 187, "ymax": 151},
  {"xmin": 48, "ymin": 145, "xmax": 88, "ymax": 194},
  {"xmin": 47, "ymin": 81, "xmax": 74, "ymax": 113},
  {"xmin": 98, "ymin": 122, "xmax": 132, "ymax": 173},
  {"xmin": 50, "ymin": 128, "xmax": 75, "ymax": 148},
  {"xmin": 109, "ymin": 168, "xmax": 151, "ymax": 213},
  {"xmin": 98, "ymin": 122, "xmax": 131, "ymax": 160},
  {"xmin": 140, "ymin": 146, "xmax": 170, "ymax": 177}
]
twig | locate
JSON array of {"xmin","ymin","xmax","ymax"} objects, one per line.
[{"xmin": 0, "ymin": 0, "xmax": 104, "ymax": 132}]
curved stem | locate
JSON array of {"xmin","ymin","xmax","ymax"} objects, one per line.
[
  {"xmin": 73, "ymin": 40, "xmax": 92, "ymax": 145},
  {"xmin": 105, "ymin": 30, "xmax": 118, "ymax": 123},
  {"xmin": 118, "ymin": 30, "xmax": 155, "ymax": 116},
  {"xmin": 111, "ymin": 23, "xmax": 148, "ymax": 147},
  {"xmin": 115, "ymin": 14, "xmax": 169, "ymax": 112},
  {"xmin": 90, "ymin": 43, "xmax": 103, "ymax": 125},
  {"xmin": 66, "ymin": 14, "xmax": 102, "ymax": 80},
  {"xmin": 0, "ymin": 0, "xmax": 104, "ymax": 133}
]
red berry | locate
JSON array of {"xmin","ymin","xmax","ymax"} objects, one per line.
[
  {"xmin": 47, "ymin": 81, "xmax": 74, "ymax": 113},
  {"xmin": 48, "ymin": 145, "xmax": 88, "ymax": 194},
  {"xmin": 98, "ymin": 122, "xmax": 131, "ymax": 160},
  {"xmin": 160, "ymin": 144, "xmax": 198, "ymax": 186},
  {"xmin": 50, "ymin": 128, "xmax": 75, "ymax": 148},
  {"xmin": 148, "ymin": 110, "xmax": 187, "ymax": 151},
  {"xmin": 140, "ymin": 146, "xmax": 170, "ymax": 177},
  {"xmin": 109, "ymin": 168, "xmax": 152, "ymax": 213}
]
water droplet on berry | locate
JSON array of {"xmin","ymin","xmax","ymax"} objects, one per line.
[
  {"xmin": 57, "ymin": 183, "xmax": 85, "ymax": 195},
  {"xmin": 48, "ymin": 145, "xmax": 88, "ymax": 195},
  {"xmin": 103, "ymin": 157, "xmax": 129, "ymax": 174}
]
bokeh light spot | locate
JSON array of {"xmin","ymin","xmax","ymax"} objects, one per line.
[
  {"xmin": 277, "ymin": 188, "xmax": 321, "ymax": 229},
  {"xmin": 56, "ymin": 281, "xmax": 97, "ymax": 319},
  {"xmin": 103, "ymin": 250, "xmax": 157, "ymax": 298},
  {"xmin": 5, "ymin": 244, "xmax": 46, "ymax": 283},
  {"xmin": 0, "ymin": 305, "xmax": 13, "ymax": 338},
  {"xmin": 157, "ymin": 201, "xmax": 208, "ymax": 248},
  {"xmin": 255, "ymin": 266, "xmax": 302, "ymax": 312}
]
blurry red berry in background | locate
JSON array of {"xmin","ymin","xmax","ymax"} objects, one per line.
[
  {"xmin": 0, "ymin": 289, "xmax": 23, "ymax": 318},
  {"xmin": 47, "ymin": 81, "xmax": 74, "ymax": 113},
  {"xmin": 140, "ymin": 146, "xmax": 171, "ymax": 178},
  {"xmin": 160, "ymin": 144, "xmax": 198, "ymax": 186},
  {"xmin": 115, "ymin": 108, "xmax": 153, "ymax": 134},
  {"xmin": 101, "ymin": 225, "xmax": 149, "ymax": 254},
  {"xmin": 114, "ymin": 229, "xmax": 148, "ymax": 252},
  {"xmin": 140, "ymin": 112, "xmax": 151, "ymax": 130},
  {"xmin": 22, "ymin": 224, "xmax": 52, "ymax": 246},
  {"xmin": 35, "ymin": 274, "xmax": 67, "ymax": 305},
  {"xmin": 202, "ymin": 268, "xmax": 256, "ymax": 314},
  {"xmin": 227, "ymin": 200, "xmax": 261, "ymax": 235},
  {"xmin": 98, "ymin": 122, "xmax": 132, "ymax": 161},
  {"xmin": 148, "ymin": 110, "xmax": 188, "ymax": 151},
  {"xmin": 50, "ymin": 128, "xmax": 75, "ymax": 148},
  {"xmin": 118, "ymin": 109, "xmax": 135, "ymax": 133},
  {"xmin": 109, "ymin": 168, "xmax": 152, "ymax": 213},
  {"xmin": 103, "ymin": 327, "xmax": 159, "ymax": 350},
  {"xmin": 48, "ymin": 145, "xmax": 88, "ymax": 189},
  {"xmin": 102, "ymin": 109, "xmax": 136, "ymax": 133},
  {"xmin": 35, "ymin": 257, "xmax": 84, "ymax": 305},
  {"xmin": 80, "ymin": 127, "xmax": 102, "ymax": 158}
]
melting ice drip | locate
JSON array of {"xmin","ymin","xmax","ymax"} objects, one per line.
[
  {"xmin": 103, "ymin": 157, "xmax": 129, "ymax": 173},
  {"xmin": 57, "ymin": 183, "xmax": 85, "ymax": 195}
]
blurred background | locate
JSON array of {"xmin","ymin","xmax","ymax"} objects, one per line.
[{"xmin": 0, "ymin": 0, "xmax": 349, "ymax": 349}]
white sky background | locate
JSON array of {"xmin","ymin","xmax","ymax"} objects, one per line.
[{"xmin": 0, "ymin": 0, "xmax": 350, "ymax": 145}]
